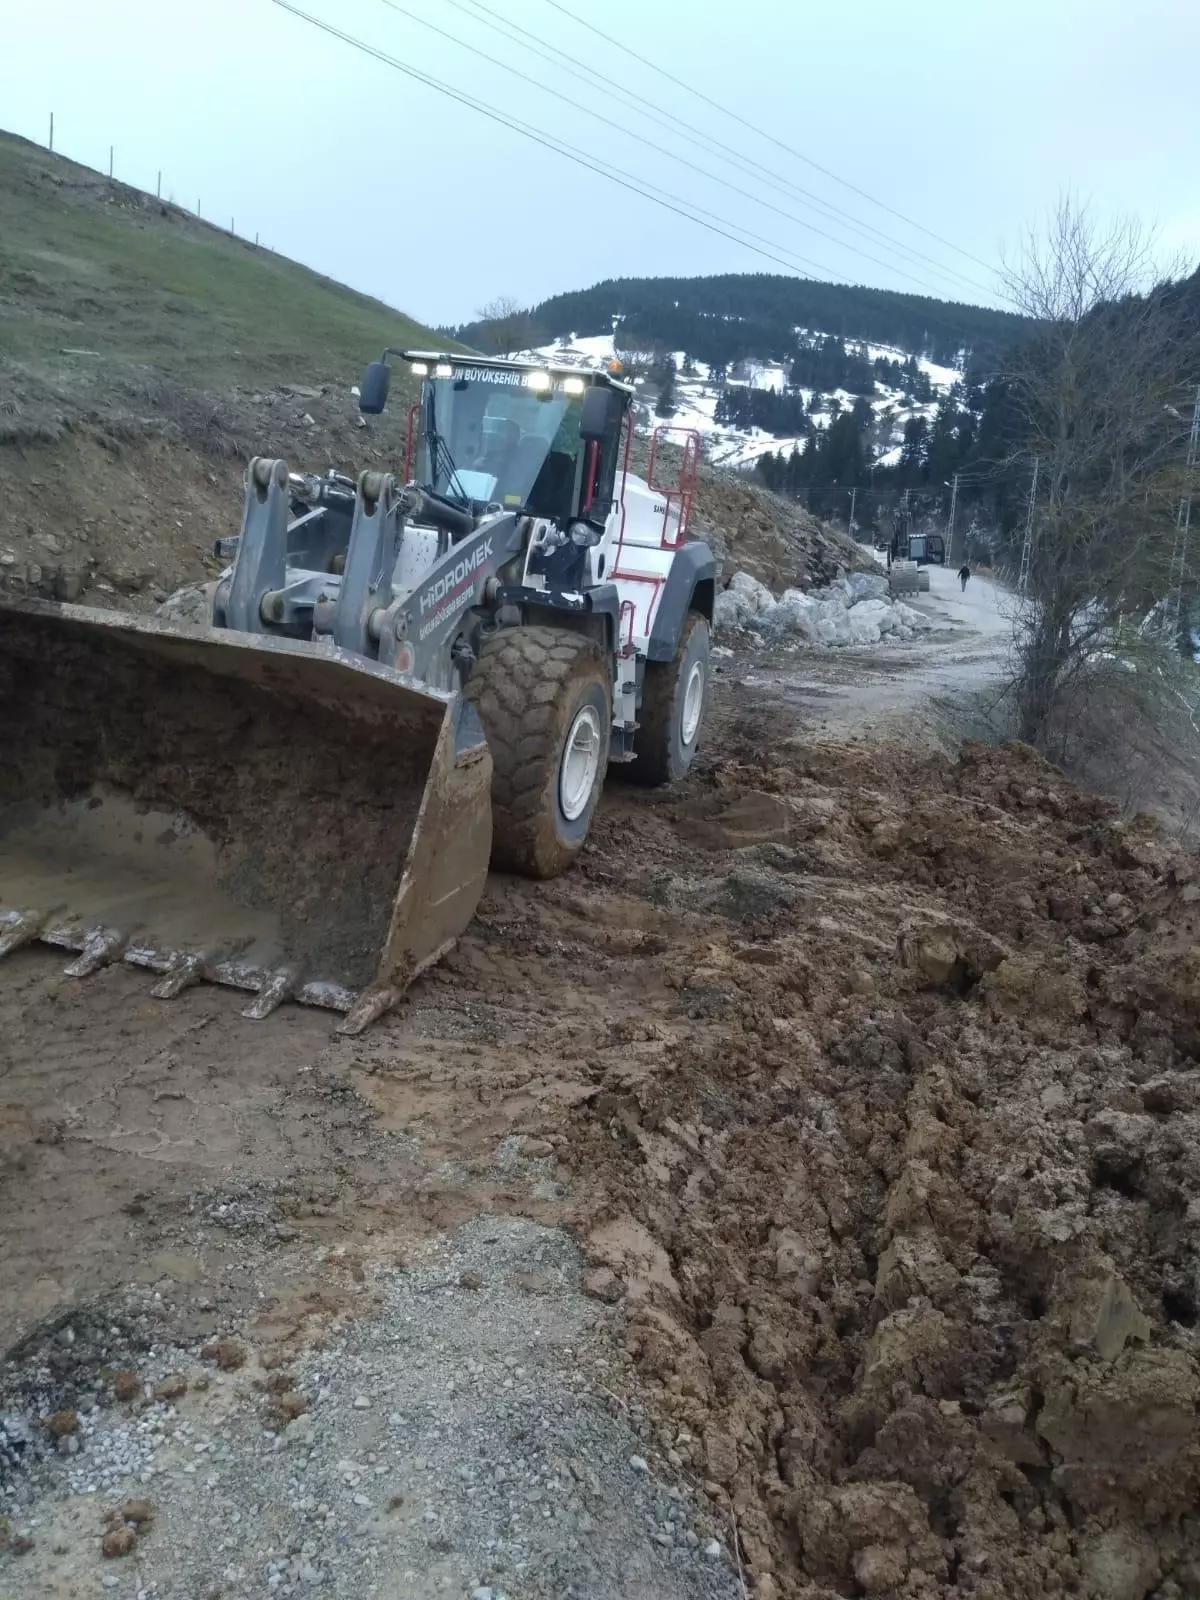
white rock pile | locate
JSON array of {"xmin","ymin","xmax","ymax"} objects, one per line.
[{"xmin": 713, "ymin": 570, "xmax": 935, "ymax": 647}]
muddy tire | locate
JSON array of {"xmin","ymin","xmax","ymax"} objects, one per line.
[
  {"xmin": 626, "ymin": 612, "xmax": 710, "ymax": 787},
  {"xmin": 466, "ymin": 626, "xmax": 611, "ymax": 879}
]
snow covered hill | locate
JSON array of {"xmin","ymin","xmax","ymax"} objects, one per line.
[{"xmin": 507, "ymin": 328, "xmax": 963, "ymax": 475}]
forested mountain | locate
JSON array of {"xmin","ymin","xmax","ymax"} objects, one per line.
[
  {"xmin": 447, "ymin": 265, "xmax": 1197, "ymax": 545},
  {"xmin": 449, "ymin": 273, "xmax": 1031, "ymax": 379},
  {"xmin": 757, "ymin": 261, "xmax": 1200, "ymax": 537}
]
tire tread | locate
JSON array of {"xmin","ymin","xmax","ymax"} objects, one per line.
[{"xmin": 466, "ymin": 626, "xmax": 610, "ymax": 877}]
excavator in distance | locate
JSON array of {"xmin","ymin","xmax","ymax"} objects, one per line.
[{"xmin": 0, "ymin": 352, "xmax": 716, "ymax": 1032}]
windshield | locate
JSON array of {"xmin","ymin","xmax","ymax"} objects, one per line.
[{"xmin": 421, "ymin": 367, "xmax": 584, "ymax": 516}]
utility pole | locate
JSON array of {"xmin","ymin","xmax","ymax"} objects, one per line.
[
  {"xmin": 945, "ymin": 473, "xmax": 959, "ymax": 564},
  {"xmin": 1018, "ymin": 455, "xmax": 1039, "ymax": 594},
  {"xmin": 48, "ymin": 112, "xmax": 54, "ymax": 153},
  {"xmin": 848, "ymin": 486, "xmax": 857, "ymax": 539},
  {"xmin": 1167, "ymin": 385, "xmax": 1200, "ymax": 639},
  {"xmin": 108, "ymin": 145, "xmax": 114, "ymax": 180},
  {"xmin": 156, "ymin": 170, "xmax": 161, "ymax": 198}
]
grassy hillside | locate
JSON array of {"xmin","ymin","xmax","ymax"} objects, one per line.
[
  {"xmin": 0, "ymin": 130, "xmax": 435, "ymax": 390},
  {"xmin": 0, "ymin": 129, "xmax": 865, "ymax": 609},
  {"xmin": 0, "ymin": 129, "xmax": 450, "ymax": 607}
]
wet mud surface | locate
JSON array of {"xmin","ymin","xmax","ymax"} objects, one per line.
[{"xmin": 3, "ymin": 666, "xmax": 1200, "ymax": 1597}]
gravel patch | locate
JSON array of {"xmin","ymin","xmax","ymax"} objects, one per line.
[{"xmin": 1, "ymin": 1218, "xmax": 741, "ymax": 1599}]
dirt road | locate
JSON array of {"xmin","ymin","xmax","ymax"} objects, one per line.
[
  {"xmin": 738, "ymin": 557, "xmax": 1012, "ymax": 749},
  {"xmin": 3, "ymin": 585, "xmax": 1200, "ymax": 1600}
]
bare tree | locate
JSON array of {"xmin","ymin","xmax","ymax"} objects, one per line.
[
  {"xmin": 473, "ymin": 296, "xmax": 533, "ymax": 355},
  {"xmin": 612, "ymin": 334, "xmax": 668, "ymax": 381},
  {"xmin": 1000, "ymin": 200, "xmax": 1197, "ymax": 748}
]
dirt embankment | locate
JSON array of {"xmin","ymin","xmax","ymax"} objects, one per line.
[
  {"xmin": 1, "ymin": 394, "xmax": 861, "ymax": 614},
  {"xmin": 0, "ymin": 375, "xmax": 411, "ymax": 608},
  {"xmin": 690, "ymin": 472, "xmax": 868, "ymax": 592},
  {"xmin": 553, "ymin": 718, "xmax": 1200, "ymax": 1599}
]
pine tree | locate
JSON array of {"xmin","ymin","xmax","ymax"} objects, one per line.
[
  {"xmin": 898, "ymin": 416, "xmax": 928, "ymax": 483},
  {"xmin": 850, "ymin": 395, "xmax": 874, "ymax": 432},
  {"xmin": 758, "ymin": 450, "xmax": 782, "ymax": 490},
  {"xmin": 923, "ymin": 393, "xmax": 963, "ymax": 483},
  {"xmin": 822, "ymin": 413, "xmax": 865, "ymax": 485},
  {"xmin": 655, "ymin": 358, "xmax": 678, "ymax": 419}
]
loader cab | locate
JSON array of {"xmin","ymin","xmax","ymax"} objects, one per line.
[
  {"xmin": 419, "ymin": 363, "xmax": 623, "ymax": 529},
  {"xmin": 367, "ymin": 353, "xmax": 628, "ymax": 531}
]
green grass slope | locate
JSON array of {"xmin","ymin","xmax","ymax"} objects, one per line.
[
  {"xmin": 0, "ymin": 128, "xmax": 451, "ymax": 606},
  {"xmin": 0, "ymin": 130, "xmax": 437, "ymax": 390}
]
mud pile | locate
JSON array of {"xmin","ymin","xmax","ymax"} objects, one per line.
[
  {"xmin": 563, "ymin": 732, "xmax": 1200, "ymax": 1599},
  {"xmin": 690, "ymin": 472, "xmax": 869, "ymax": 592},
  {"xmin": 4, "ymin": 635, "xmax": 1199, "ymax": 1597}
]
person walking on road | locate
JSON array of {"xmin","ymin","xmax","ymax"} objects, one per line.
[{"xmin": 958, "ymin": 562, "xmax": 971, "ymax": 593}]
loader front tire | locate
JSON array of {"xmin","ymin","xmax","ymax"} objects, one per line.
[
  {"xmin": 467, "ymin": 626, "xmax": 611, "ymax": 879},
  {"xmin": 627, "ymin": 612, "xmax": 710, "ymax": 786}
]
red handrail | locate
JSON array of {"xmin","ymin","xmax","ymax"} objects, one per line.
[{"xmin": 647, "ymin": 425, "xmax": 701, "ymax": 549}]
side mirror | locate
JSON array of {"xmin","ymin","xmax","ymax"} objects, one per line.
[
  {"xmin": 359, "ymin": 360, "xmax": 391, "ymax": 415},
  {"xmin": 579, "ymin": 384, "xmax": 622, "ymax": 442}
]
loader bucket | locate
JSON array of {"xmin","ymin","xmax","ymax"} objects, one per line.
[
  {"xmin": 0, "ymin": 600, "xmax": 492, "ymax": 1032},
  {"xmin": 888, "ymin": 564, "xmax": 922, "ymax": 598}
]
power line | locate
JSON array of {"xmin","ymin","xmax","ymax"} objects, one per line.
[
  {"xmin": 449, "ymin": 0, "xmax": 996, "ymax": 301},
  {"xmin": 371, "ymin": 0, "xmax": 977, "ymax": 299},
  {"xmin": 271, "ymin": 2, "xmax": 853, "ymax": 284},
  {"xmin": 540, "ymin": 0, "xmax": 998, "ymax": 276}
]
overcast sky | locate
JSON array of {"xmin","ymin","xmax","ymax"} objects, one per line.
[{"xmin": 5, "ymin": 0, "xmax": 1198, "ymax": 328}]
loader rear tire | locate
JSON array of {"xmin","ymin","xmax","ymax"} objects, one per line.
[
  {"xmin": 467, "ymin": 626, "xmax": 611, "ymax": 879},
  {"xmin": 626, "ymin": 612, "xmax": 710, "ymax": 787}
]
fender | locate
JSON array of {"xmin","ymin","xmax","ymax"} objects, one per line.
[
  {"xmin": 647, "ymin": 541, "xmax": 717, "ymax": 661},
  {"xmin": 496, "ymin": 580, "xmax": 622, "ymax": 652}
]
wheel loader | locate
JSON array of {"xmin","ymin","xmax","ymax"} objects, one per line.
[{"xmin": 0, "ymin": 352, "xmax": 715, "ymax": 1031}]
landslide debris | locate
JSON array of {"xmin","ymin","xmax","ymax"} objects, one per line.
[{"xmin": 562, "ymin": 735, "xmax": 1200, "ymax": 1599}]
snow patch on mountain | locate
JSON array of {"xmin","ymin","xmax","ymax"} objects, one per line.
[{"xmin": 508, "ymin": 328, "xmax": 962, "ymax": 475}]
